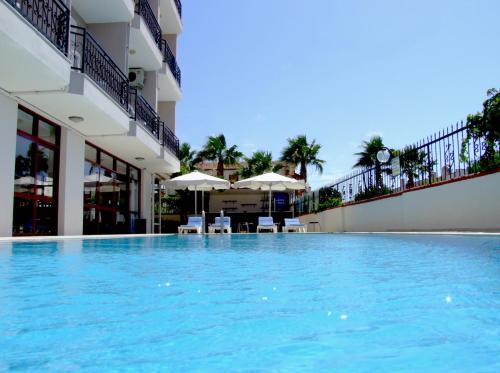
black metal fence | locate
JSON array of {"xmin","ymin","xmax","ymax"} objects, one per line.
[
  {"xmin": 130, "ymin": 88, "xmax": 180, "ymax": 157},
  {"xmin": 5, "ymin": 0, "xmax": 69, "ymax": 55},
  {"xmin": 294, "ymin": 121, "xmax": 500, "ymax": 215},
  {"xmin": 70, "ymin": 26, "xmax": 129, "ymax": 111},
  {"xmin": 161, "ymin": 39, "xmax": 181, "ymax": 86},
  {"xmin": 129, "ymin": 87, "xmax": 160, "ymax": 139},
  {"xmin": 161, "ymin": 122, "xmax": 180, "ymax": 157},
  {"xmin": 135, "ymin": 0, "xmax": 162, "ymax": 50},
  {"xmin": 174, "ymin": 0, "xmax": 182, "ymax": 19}
]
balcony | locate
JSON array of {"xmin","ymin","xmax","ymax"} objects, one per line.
[
  {"xmin": 130, "ymin": 87, "xmax": 180, "ymax": 158},
  {"xmin": 71, "ymin": 27, "xmax": 129, "ymax": 112},
  {"xmin": 19, "ymin": 26, "xmax": 130, "ymax": 136},
  {"xmin": 161, "ymin": 122, "xmax": 180, "ymax": 158},
  {"xmin": 126, "ymin": 88, "xmax": 180, "ymax": 173},
  {"xmin": 71, "ymin": 0, "xmax": 134, "ymax": 23},
  {"xmin": 0, "ymin": 0, "xmax": 71, "ymax": 92},
  {"xmin": 158, "ymin": 39, "xmax": 182, "ymax": 101},
  {"xmin": 129, "ymin": 0, "xmax": 163, "ymax": 70},
  {"xmin": 159, "ymin": 0, "xmax": 182, "ymax": 34}
]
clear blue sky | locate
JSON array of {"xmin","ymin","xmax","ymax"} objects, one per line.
[{"xmin": 176, "ymin": 0, "xmax": 500, "ymax": 189}]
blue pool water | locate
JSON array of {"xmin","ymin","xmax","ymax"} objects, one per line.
[{"xmin": 0, "ymin": 234, "xmax": 499, "ymax": 372}]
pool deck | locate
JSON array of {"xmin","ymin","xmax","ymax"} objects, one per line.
[{"xmin": 0, "ymin": 231, "xmax": 499, "ymax": 243}]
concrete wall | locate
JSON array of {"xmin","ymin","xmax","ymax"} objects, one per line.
[
  {"xmin": 299, "ymin": 171, "xmax": 500, "ymax": 232},
  {"xmin": 87, "ymin": 23, "xmax": 130, "ymax": 74},
  {"xmin": 163, "ymin": 34, "xmax": 177, "ymax": 56},
  {"xmin": 158, "ymin": 101, "xmax": 175, "ymax": 132},
  {"xmin": 58, "ymin": 128, "xmax": 85, "ymax": 235},
  {"xmin": 143, "ymin": 70, "xmax": 158, "ymax": 110},
  {"xmin": 141, "ymin": 169, "xmax": 153, "ymax": 233},
  {"xmin": 0, "ymin": 94, "xmax": 18, "ymax": 237}
]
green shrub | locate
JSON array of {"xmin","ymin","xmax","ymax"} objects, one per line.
[{"xmin": 354, "ymin": 186, "xmax": 392, "ymax": 202}]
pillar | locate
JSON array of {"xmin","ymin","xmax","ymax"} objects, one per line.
[
  {"xmin": 58, "ymin": 127, "xmax": 85, "ymax": 236},
  {"xmin": 141, "ymin": 169, "xmax": 153, "ymax": 233},
  {"xmin": 0, "ymin": 94, "xmax": 18, "ymax": 237}
]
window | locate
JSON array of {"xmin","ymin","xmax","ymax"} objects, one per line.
[
  {"xmin": 83, "ymin": 142, "xmax": 141, "ymax": 235},
  {"xmin": 13, "ymin": 108, "xmax": 59, "ymax": 236}
]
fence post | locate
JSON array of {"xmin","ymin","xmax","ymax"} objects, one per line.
[{"xmin": 426, "ymin": 144, "xmax": 432, "ymax": 185}]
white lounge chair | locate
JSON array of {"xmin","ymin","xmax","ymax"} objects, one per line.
[
  {"xmin": 257, "ymin": 216, "xmax": 278, "ymax": 233},
  {"xmin": 283, "ymin": 218, "xmax": 307, "ymax": 233},
  {"xmin": 178, "ymin": 216, "xmax": 203, "ymax": 234},
  {"xmin": 208, "ymin": 217, "xmax": 232, "ymax": 234}
]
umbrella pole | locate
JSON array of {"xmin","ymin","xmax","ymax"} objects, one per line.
[
  {"xmin": 202, "ymin": 190, "xmax": 205, "ymax": 212},
  {"xmin": 195, "ymin": 185, "xmax": 198, "ymax": 215},
  {"xmin": 268, "ymin": 185, "xmax": 272, "ymax": 217}
]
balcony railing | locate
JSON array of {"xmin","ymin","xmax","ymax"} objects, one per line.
[
  {"xmin": 70, "ymin": 26, "xmax": 129, "ymax": 111},
  {"xmin": 174, "ymin": 0, "xmax": 182, "ymax": 19},
  {"xmin": 129, "ymin": 87, "xmax": 160, "ymax": 139},
  {"xmin": 5, "ymin": 0, "xmax": 69, "ymax": 55},
  {"xmin": 135, "ymin": 0, "xmax": 162, "ymax": 51},
  {"xmin": 129, "ymin": 88, "xmax": 180, "ymax": 158},
  {"xmin": 161, "ymin": 39, "xmax": 181, "ymax": 86},
  {"xmin": 161, "ymin": 122, "xmax": 180, "ymax": 157}
]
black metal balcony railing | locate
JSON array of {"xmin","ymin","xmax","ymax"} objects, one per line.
[
  {"xmin": 135, "ymin": 0, "xmax": 162, "ymax": 50},
  {"xmin": 161, "ymin": 39, "xmax": 181, "ymax": 86},
  {"xmin": 129, "ymin": 87, "xmax": 160, "ymax": 139},
  {"xmin": 5, "ymin": 0, "xmax": 69, "ymax": 55},
  {"xmin": 70, "ymin": 26, "xmax": 129, "ymax": 111},
  {"xmin": 129, "ymin": 88, "xmax": 180, "ymax": 158},
  {"xmin": 174, "ymin": 0, "xmax": 182, "ymax": 19},
  {"xmin": 161, "ymin": 122, "xmax": 180, "ymax": 157}
]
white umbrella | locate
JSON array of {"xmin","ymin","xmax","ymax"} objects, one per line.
[
  {"xmin": 234, "ymin": 172, "xmax": 306, "ymax": 216},
  {"xmin": 165, "ymin": 171, "xmax": 230, "ymax": 215}
]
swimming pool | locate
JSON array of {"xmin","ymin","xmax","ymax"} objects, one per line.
[{"xmin": 0, "ymin": 234, "xmax": 499, "ymax": 372}]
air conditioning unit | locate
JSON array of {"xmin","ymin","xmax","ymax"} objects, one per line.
[{"xmin": 129, "ymin": 68, "xmax": 145, "ymax": 89}]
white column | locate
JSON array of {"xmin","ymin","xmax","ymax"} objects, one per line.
[
  {"xmin": 141, "ymin": 169, "xmax": 153, "ymax": 233},
  {"xmin": 0, "ymin": 94, "xmax": 18, "ymax": 237},
  {"xmin": 58, "ymin": 128, "xmax": 85, "ymax": 236}
]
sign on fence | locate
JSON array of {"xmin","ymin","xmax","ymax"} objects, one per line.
[{"xmin": 391, "ymin": 157, "xmax": 401, "ymax": 176}]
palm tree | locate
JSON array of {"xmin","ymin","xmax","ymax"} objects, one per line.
[
  {"xmin": 170, "ymin": 143, "xmax": 201, "ymax": 178},
  {"xmin": 198, "ymin": 134, "xmax": 243, "ymax": 177},
  {"xmin": 353, "ymin": 136, "xmax": 387, "ymax": 191},
  {"xmin": 280, "ymin": 135, "xmax": 325, "ymax": 182},
  {"xmin": 396, "ymin": 145, "xmax": 429, "ymax": 188},
  {"xmin": 239, "ymin": 151, "xmax": 283, "ymax": 178}
]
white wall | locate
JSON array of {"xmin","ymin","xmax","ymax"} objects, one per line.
[
  {"xmin": 158, "ymin": 101, "xmax": 175, "ymax": 132},
  {"xmin": 58, "ymin": 128, "xmax": 85, "ymax": 235},
  {"xmin": 0, "ymin": 94, "xmax": 18, "ymax": 237},
  {"xmin": 300, "ymin": 172, "xmax": 500, "ymax": 232}
]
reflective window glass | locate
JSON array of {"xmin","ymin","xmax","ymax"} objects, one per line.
[
  {"xmin": 84, "ymin": 161, "xmax": 100, "ymax": 205},
  {"xmin": 14, "ymin": 136, "xmax": 35, "ymax": 195},
  {"xmin": 38, "ymin": 121, "xmax": 57, "ymax": 144},
  {"xmin": 100, "ymin": 152, "xmax": 114, "ymax": 171},
  {"xmin": 17, "ymin": 110, "xmax": 33, "ymax": 134},
  {"xmin": 36, "ymin": 146, "xmax": 55, "ymax": 197},
  {"xmin": 85, "ymin": 144, "xmax": 97, "ymax": 163},
  {"xmin": 116, "ymin": 160, "xmax": 127, "ymax": 176}
]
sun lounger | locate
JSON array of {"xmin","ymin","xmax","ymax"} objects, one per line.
[
  {"xmin": 257, "ymin": 216, "xmax": 278, "ymax": 233},
  {"xmin": 208, "ymin": 217, "xmax": 232, "ymax": 234},
  {"xmin": 178, "ymin": 216, "xmax": 203, "ymax": 234},
  {"xmin": 282, "ymin": 218, "xmax": 307, "ymax": 233}
]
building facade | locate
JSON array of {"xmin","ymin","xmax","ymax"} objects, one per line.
[{"xmin": 0, "ymin": 0, "xmax": 182, "ymax": 236}]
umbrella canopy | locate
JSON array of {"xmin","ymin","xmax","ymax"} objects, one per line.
[
  {"xmin": 165, "ymin": 171, "xmax": 230, "ymax": 214},
  {"xmin": 234, "ymin": 172, "xmax": 306, "ymax": 216}
]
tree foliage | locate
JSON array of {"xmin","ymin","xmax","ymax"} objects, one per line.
[
  {"xmin": 198, "ymin": 134, "xmax": 243, "ymax": 177},
  {"xmin": 461, "ymin": 88, "xmax": 500, "ymax": 171},
  {"xmin": 280, "ymin": 135, "xmax": 325, "ymax": 182},
  {"xmin": 239, "ymin": 151, "xmax": 283, "ymax": 178},
  {"xmin": 353, "ymin": 135, "xmax": 390, "ymax": 191}
]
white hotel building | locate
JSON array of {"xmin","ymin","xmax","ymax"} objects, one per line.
[{"xmin": 0, "ymin": 0, "xmax": 182, "ymax": 236}]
